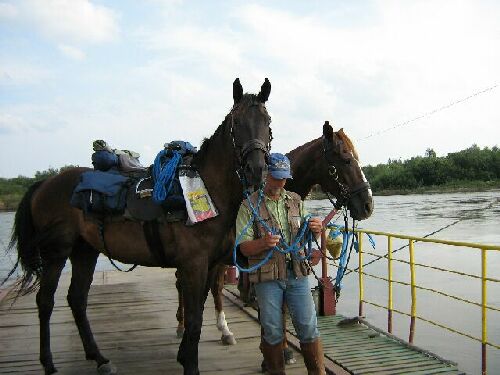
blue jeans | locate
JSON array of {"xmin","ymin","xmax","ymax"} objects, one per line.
[{"xmin": 254, "ymin": 271, "xmax": 319, "ymax": 345}]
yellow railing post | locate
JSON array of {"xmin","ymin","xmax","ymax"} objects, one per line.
[
  {"xmin": 358, "ymin": 233, "xmax": 364, "ymax": 317},
  {"xmin": 481, "ymin": 248, "xmax": 487, "ymax": 375},
  {"xmin": 409, "ymin": 239, "xmax": 416, "ymax": 344},
  {"xmin": 388, "ymin": 236, "xmax": 393, "ymax": 333}
]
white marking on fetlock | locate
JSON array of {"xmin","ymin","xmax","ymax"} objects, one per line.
[
  {"xmin": 97, "ymin": 361, "xmax": 117, "ymax": 375},
  {"xmin": 176, "ymin": 326, "xmax": 184, "ymax": 338},
  {"xmin": 216, "ymin": 311, "xmax": 232, "ymax": 336},
  {"xmin": 221, "ymin": 333, "xmax": 237, "ymax": 345}
]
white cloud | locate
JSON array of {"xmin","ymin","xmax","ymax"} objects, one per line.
[
  {"xmin": 1, "ymin": 1, "xmax": 499, "ymax": 177},
  {"xmin": 21, "ymin": 0, "xmax": 119, "ymax": 44},
  {"xmin": 0, "ymin": 62, "xmax": 51, "ymax": 85},
  {"xmin": 0, "ymin": 2, "xmax": 17, "ymax": 18},
  {"xmin": 58, "ymin": 44, "xmax": 86, "ymax": 60}
]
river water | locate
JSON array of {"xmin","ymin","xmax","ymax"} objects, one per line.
[{"xmin": 1, "ymin": 190, "xmax": 499, "ymax": 374}]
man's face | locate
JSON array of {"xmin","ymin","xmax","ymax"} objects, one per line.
[{"xmin": 265, "ymin": 174, "xmax": 287, "ymax": 196}]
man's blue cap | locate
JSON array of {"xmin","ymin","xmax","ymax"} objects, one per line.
[{"xmin": 268, "ymin": 153, "xmax": 293, "ymax": 179}]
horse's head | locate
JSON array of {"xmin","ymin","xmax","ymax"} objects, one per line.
[
  {"xmin": 320, "ymin": 121, "xmax": 374, "ymax": 220},
  {"xmin": 230, "ymin": 78, "xmax": 272, "ymax": 188}
]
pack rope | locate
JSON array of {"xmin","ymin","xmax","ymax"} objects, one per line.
[
  {"xmin": 152, "ymin": 150, "xmax": 181, "ymax": 204},
  {"xmin": 233, "ymin": 188, "xmax": 314, "ymax": 273}
]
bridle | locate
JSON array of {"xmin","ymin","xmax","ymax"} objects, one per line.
[
  {"xmin": 322, "ymin": 136, "xmax": 371, "ymax": 209},
  {"xmin": 229, "ymin": 101, "xmax": 273, "ymax": 188}
]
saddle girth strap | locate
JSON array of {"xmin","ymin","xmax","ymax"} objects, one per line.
[
  {"xmin": 143, "ymin": 220, "xmax": 168, "ymax": 267},
  {"xmin": 97, "ymin": 219, "xmax": 138, "ymax": 272}
]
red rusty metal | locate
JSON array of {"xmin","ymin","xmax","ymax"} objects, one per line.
[
  {"xmin": 309, "ymin": 249, "xmax": 322, "ymax": 266},
  {"xmin": 482, "ymin": 343, "xmax": 486, "ymax": 375},
  {"xmin": 225, "ymin": 266, "xmax": 238, "ymax": 285},
  {"xmin": 409, "ymin": 316, "xmax": 416, "ymax": 344},
  {"xmin": 388, "ymin": 310, "xmax": 393, "ymax": 334},
  {"xmin": 319, "ymin": 209, "xmax": 338, "ymax": 316}
]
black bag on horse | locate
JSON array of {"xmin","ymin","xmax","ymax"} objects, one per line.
[{"xmin": 70, "ymin": 170, "xmax": 130, "ymax": 216}]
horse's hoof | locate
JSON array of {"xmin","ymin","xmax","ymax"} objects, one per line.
[
  {"xmin": 221, "ymin": 333, "xmax": 236, "ymax": 345},
  {"xmin": 176, "ymin": 327, "xmax": 184, "ymax": 338},
  {"xmin": 260, "ymin": 359, "xmax": 267, "ymax": 373},
  {"xmin": 45, "ymin": 367, "xmax": 57, "ymax": 375},
  {"xmin": 284, "ymin": 348, "xmax": 296, "ymax": 365},
  {"xmin": 97, "ymin": 361, "xmax": 117, "ymax": 375},
  {"xmin": 285, "ymin": 356, "xmax": 297, "ymax": 365}
]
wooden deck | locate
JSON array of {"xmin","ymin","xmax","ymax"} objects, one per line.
[
  {"xmin": 0, "ymin": 268, "xmax": 310, "ymax": 374},
  {"xmin": 0, "ymin": 268, "xmax": 466, "ymax": 374},
  {"xmin": 225, "ymin": 286, "xmax": 466, "ymax": 375}
]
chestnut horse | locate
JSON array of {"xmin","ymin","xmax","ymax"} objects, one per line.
[
  {"xmin": 7, "ymin": 78, "xmax": 273, "ymax": 375},
  {"xmin": 175, "ymin": 121, "xmax": 374, "ymax": 349}
]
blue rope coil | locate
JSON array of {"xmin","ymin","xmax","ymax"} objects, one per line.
[
  {"xmin": 152, "ymin": 150, "xmax": 181, "ymax": 204},
  {"xmin": 233, "ymin": 188, "xmax": 314, "ymax": 273}
]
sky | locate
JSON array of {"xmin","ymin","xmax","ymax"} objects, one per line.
[{"xmin": 0, "ymin": 0, "xmax": 499, "ymax": 178}]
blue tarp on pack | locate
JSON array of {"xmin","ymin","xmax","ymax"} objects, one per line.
[
  {"xmin": 70, "ymin": 170, "xmax": 130, "ymax": 215},
  {"xmin": 74, "ymin": 170, "xmax": 128, "ymax": 196}
]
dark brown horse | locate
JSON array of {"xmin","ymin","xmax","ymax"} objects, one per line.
[
  {"xmin": 175, "ymin": 121, "xmax": 374, "ymax": 349},
  {"xmin": 7, "ymin": 79, "xmax": 273, "ymax": 375}
]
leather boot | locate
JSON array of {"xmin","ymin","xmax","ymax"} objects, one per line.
[
  {"xmin": 300, "ymin": 339, "xmax": 326, "ymax": 375},
  {"xmin": 260, "ymin": 340, "xmax": 286, "ymax": 375}
]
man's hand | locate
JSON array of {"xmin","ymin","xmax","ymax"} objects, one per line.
[
  {"xmin": 261, "ymin": 232, "xmax": 280, "ymax": 249},
  {"xmin": 307, "ymin": 217, "xmax": 323, "ymax": 235},
  {"xmin": 240, "ymin": 232, "xmax": 280, "ymax": 257}
]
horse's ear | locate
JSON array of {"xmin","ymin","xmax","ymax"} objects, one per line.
[
  {"xmin": 323, "ymin": 120, "xmax": 334, "ymax": 140},
  {"xmin": 233, "ymin": 78, "xmax": 243, "ymax": 104},
  {"xmin": 257, "ymin": 78, "xmax": 271, "ymax": 103}
]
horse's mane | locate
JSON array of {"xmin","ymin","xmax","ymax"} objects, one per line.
[
  {"xmin": 197, "ymin": 94, "xmax": 260, "ymax": 159},
  {"xmin": 286, "ymin": 128, "xmax": 359, "ymax": 161},
  {"xmin": 337, "ymin": 128, "xmax": 359, "ymax": 161},
  {"xmin": 286, "ymin": 137, "xmax": 319, "ymax": 157}
]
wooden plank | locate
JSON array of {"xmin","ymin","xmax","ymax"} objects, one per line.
[{"xmin": 0, "ymin": 268, "xmax": 310, "ymax": 374}]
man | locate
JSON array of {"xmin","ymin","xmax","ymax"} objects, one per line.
[{"xmin": 236, "ymin": 153, "xmax": 326, "ymax": 375}]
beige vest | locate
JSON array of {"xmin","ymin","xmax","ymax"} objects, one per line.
[{"xmin": 243, "ymin": 190, "xmax": 310, "ymax": 283}]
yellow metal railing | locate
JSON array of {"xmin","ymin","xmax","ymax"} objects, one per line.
[{"xmin": 335, "ymin": 229, "xmax": 500, "ymax": 375}]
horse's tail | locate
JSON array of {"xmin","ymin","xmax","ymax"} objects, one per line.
[{"xmin": 2, "ymin": 180, "xmax": 46, "ymax": 295}]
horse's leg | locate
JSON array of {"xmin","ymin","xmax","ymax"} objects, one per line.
[
  {"xmin": 36, "ymin": 257, "xmax": 66, "ymax": 375},
  {"xmin": 212, "ymin": 265, "xmax": 236, "ymax": 345},
  {"xmin": 67, "ymin": 243, "xmax": 116, "ymax": 375},
  {"xmin": 177, "ymin": 260, "xmax": 209, "ymax": 375},
  {"xmin": 175, "ymin": 269, "xmax": 185, "ymax": 338}
]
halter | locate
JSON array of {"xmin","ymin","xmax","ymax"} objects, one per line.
[
  {"xmin": 322, "ymin": 136, "xmax": 371, "ymax": 209},
  {"xmin": 229, "ymin": 102, "xmax": 272, "ymax": 188}
]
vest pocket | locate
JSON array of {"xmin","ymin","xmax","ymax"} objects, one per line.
[{"xmin": 249, "ymin": 261, "xmax": 276, "ymax": 283}]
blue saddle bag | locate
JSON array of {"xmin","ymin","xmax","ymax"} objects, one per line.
[{"xmin": 70, "ymin": 170, "xmax": 130, "ymax": 215}]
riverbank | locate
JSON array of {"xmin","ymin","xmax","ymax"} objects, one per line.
[
  {"xmin": 307, "ymin": 180, "xmax": 500, "ymax": 199},
  {"xmin": 2, "ymin": 180, "xmax": 500, "ymax": 211}
]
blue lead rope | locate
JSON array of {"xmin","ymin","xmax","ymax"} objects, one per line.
[
  {"xmin": 233, "ymin": 189, "xmax": 314, "ymax": 273},
  {"xmin": 327, "ymin": 223, "xmax": 376, "ymax": 292},
  {"xmin": 152, "ymin": 150, "xmax": 181, "ymax": 204}
]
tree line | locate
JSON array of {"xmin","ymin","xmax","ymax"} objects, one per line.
[
  {"xmin": 1, "ymin": 144, "xmax": 499, "ymax": 210},
  {"xmin": 0, "ymin": 166, "xmax": 77, "ymax": 211},
  {"xmin": 362, "ymin": 145, "xmax": 500, "ymax": 193}
]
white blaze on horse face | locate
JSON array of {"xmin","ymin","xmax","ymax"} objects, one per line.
[{"xmin": 360, "ymin": 169, "xmax": 373, "ymax": 197}]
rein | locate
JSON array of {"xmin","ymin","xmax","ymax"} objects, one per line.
[{"xmin": 322, "ymin": 136, "xmax": 371, "ymax": 209}]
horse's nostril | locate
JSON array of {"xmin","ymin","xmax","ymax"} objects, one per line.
[{"xmin": 365, "ymin": 202, "xmax": 372, "ymax": 213}]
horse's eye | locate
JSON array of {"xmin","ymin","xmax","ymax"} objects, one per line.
[{"xmin": 345, "ymin": 159, "xmax": 351, "ymax": 165}]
